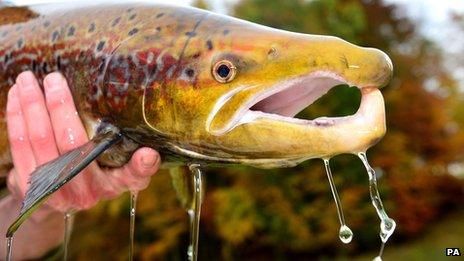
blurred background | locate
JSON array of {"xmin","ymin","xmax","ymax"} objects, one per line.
[{"xmin": 11, "ymin": 0, "xmax": 464, "ymax": 260}]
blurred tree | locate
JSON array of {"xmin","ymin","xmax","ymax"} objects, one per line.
[
  {"xmin": 69, "ymin": 1, "xmax": 464, "ymax": 260},
  {"xmin": 193, "ymin": 0, "xmax": 211, "ymax": 10}
]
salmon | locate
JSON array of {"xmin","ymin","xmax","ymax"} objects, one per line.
[{"xmin": 0, "ymin": 2, "xmax": 392, "ymax": 238}]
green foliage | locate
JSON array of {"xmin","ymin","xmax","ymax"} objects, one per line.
[{"xmin": 70, "ymin": 0, "xmax": 464, "ymax": 259}]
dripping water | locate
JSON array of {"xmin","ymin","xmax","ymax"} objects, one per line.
[
  {"xmin": 375, "ymin": 242, "xmax": 386, "ymax": 261},
  {"xmin": 63, "ymin": 212, "xmax": 75, "ymax": 261},
  {"xmin": 5, "ymin": 236, "xmax": 13, "ymax": 261},
  {"xmin": 358, "ymin": 152, "xmax": 396, "ymax": 260},
  {"xmin": 187, "ymin": 164, "xmax": 203, "ymax": 261},
  {"xmin": 129, "ymin": 192, "xmax": 138, "ymax": 261},
  {"xmin": 323, "ymin": 159, "xmax": 353, "ymax": 244}
]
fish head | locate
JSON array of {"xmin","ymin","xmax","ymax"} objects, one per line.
[{"xmin": 128, "ymin": 9, "xmax": 393, "ymax": 167}]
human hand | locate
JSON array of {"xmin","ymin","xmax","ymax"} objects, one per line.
[{"xmin": 6, "ymin": 71, "xmax": 160, "ymax": 213}]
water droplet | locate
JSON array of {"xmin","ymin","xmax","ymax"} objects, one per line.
[
  {"xmin": 380, "ymin": 218, "xmax": 396, "ymax": 243},
  {"xmin": 339, "ymin": 225, "xmax": 353, "ymax": 244},
  {"xmin": 373, "ymin": 256, "xmax": 382, "ymax": 261},
  {"xmin": 67, "ymin": 128, "xmax": 75, "ymax": 144},
  {"xmin": 18, "ymin": 136, "xmax": 24, "ymax": 141},
  {"xmin": 60, "ymin": 98, "xmax": 65, "ymax": 104}
]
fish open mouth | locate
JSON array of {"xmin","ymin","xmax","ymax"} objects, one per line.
[
  {"xmin": 247, "ymin": 71, "xmax": 350, "ymax": 127},
  {"xmin": 207, "ymin": 70, "xmax": 378, "ymax": 136}
]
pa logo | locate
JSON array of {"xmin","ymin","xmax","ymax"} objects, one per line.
[{"xmin": 446, "ymin": 248, "xmax": 461, "ymax": 256}]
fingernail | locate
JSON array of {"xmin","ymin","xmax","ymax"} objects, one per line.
[
  {"xmin": 141, "ymin": 155, "xmax": 157, "ymax": 168},
  {"xmin": 45, "ymin": 73, "xmax": 63, "ymax": 90},
  {"xmin": 8, "ymin": 85, "xmax": 17, "ymax": 97},
  {"xmin": 18, "ymin": 72, "xmax": 35, "ymax": 90}
]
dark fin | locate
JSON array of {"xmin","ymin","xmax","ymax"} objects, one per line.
[
  {"xmin": 169, "ymin": 166, "xmax": 195, "ymax": 210},
  {"xmin": 6, "ymin": 128, "xmax": 123, "ymax": 237}
]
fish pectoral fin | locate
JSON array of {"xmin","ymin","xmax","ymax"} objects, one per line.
[
  {"xmin": 169, "ymin": 166, "xmax": 195, "ymax": 210},
  {"xmin": 169, "ymin": 165, "xmax": 205, "ymax": 211},
  {"xmin": 6, "ymin": 128, "xmax": 123, "ymax": 237}
]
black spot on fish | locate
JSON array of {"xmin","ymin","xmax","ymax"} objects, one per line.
[
  {"xmin": 98, "ymin": 58, "xmax": 106, "ymax": 74},
  {"xmin": 128, "ymin": 28, "xmax": 139, "ymax": 36},
  {"xmin": 149, "ymin": 64, "xmax": 158, "ymax": 77},
  {"xmin": 223, "ymin": 29, "xmax": 230, "ymax": 35},
  {"xmin": 42, "ymin": 62, "xmax": 49, "ymax": 74},
  {"xmin": 112, "ymin": 17, "xmax": 121, "ymax": 27},
  {"xmin": 88, "ymin": 23, "xmax": 96, "ymax": 33},
  {"xmin": 206, "ymin": 40, "xmax": 213, "ymax": 50},
  {"xmin": 51, "ymin": 31, "xmax": 60, "ymax": 42},
  {"xmin": 126, "ymin": 8, "xmax": 134, "ymax": 13},
  {"xmin": 129, "ymin": 14, "xmax": 137, "ymax": 20},
  {"xmin": 17, "ymin": 38, "xmax": 24, "ymax": 48},
  {"xmin": 4, "ymin": 54, "xmax": 9, "ymax": 63},
  {"xmin": 156, "ymin": 13, "xmax": 165, "ymax": 18},
  {"xmin": 155, "ymin": 26, "xmax": 161, "ymax": 32},
  {"xmin": 67, "ymin": 26, "xmax": 75, "ymax": 37},
  {"xmin": 32, "ymin": 59, "xmax": 37, "ymax": 72},
  {"xmin": 43, "ymin": 21, "xmax": 50, "ymax": 28},
  {"xmin": 56, "ymin": 55, "xmax": 61, "ymax": 70},
  {"xmin": 185, "ymin": 31, "xmax": 197, "ymax": 37},
  {"xmin": 96, "ymin": 40, "xmax": 105, "ymax": 52}
]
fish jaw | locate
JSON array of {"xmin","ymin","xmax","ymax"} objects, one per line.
[{"xmin": 184, "ymin": 82, "xmax": 386, "ymax": 168}]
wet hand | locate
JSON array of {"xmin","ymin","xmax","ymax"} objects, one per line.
[{"xmin": 6, "ymin": 71, "xmax": 161, "ymax": 213}]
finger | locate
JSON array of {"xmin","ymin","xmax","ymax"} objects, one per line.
[
  {"xmin": 43, "ymin": 72, "xmax": 96, "ymax": 210},
  {"xmin": 6, "ymin": 85, "xmax": 36, "ymax": 194},
  {"xmin": 44, "ymin": 72, "xmax": 88, "ymax": 153},
  {"xmin": 113, "ymin": 148, "xmax": 160, "ymax": 192},
  {"xmin": 16, "ymin": 71, "xmax": 59, "ymax": 165},
  {"xmin": 127, "ymin": 147, "xmax": 160, "ymax": 178}
]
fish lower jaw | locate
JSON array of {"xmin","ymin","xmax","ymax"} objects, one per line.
[
  {"xmin": 249, "ymin": 87, "xmax": 385, "ymax": 158},
  {"xmin": 245, "ymin": 87, "xmax": 384, "ymax": 134}
]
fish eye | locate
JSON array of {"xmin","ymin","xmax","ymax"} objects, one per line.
[{"xmin": 212, "ymin": 60, "xmax": 236, "ymax": 83}]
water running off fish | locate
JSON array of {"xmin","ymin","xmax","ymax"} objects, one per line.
[
  {"xmin": 187, "ymin": 165, "xmax": 204, "ymax": 261},
  {"xmin": 129, "ymin": 192, "xmax": 138, "ymax": 261},
  {"xmin": 63, "ymin": 212, "xmax": 75, "ymax": 261},
  {"xmin": 358, "ymin": 152, "xmax": 396, "ymax": 260},
  {"xmin": 5, "ymin": 236, "xmax": 12, "ymax": 261},
  {"xmin": 323, "ymin": 159, "xmax": 353, "ymax": 244}
]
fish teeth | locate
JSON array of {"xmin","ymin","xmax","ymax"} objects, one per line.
[{"xmin": 314, "ymin": 117, "xmax": 333, "ymax": 126}]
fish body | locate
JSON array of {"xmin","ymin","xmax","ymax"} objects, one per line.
[
  {"xmin": 0, "ymin": 3, "xmax": 394, "ymax": 235},
  {"xmin": 0, "ymin": 2, "xmax": 392, "ymax": 171}
]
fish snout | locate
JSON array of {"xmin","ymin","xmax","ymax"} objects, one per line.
[
  {"xmin": 361, "ymin": 47, "xmax": 393, "ymax": 88},
  {"xmin": 295, "ymin": 35, "xmax": 394, "ymax": 89}
]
